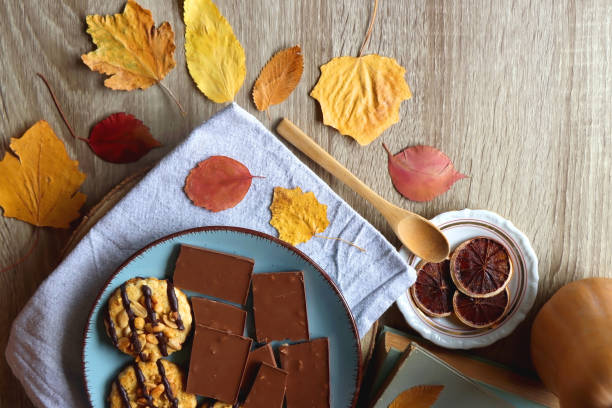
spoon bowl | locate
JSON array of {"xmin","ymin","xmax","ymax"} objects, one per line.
[{"xmin": 277, "ymin": 119, "xmax": 450, "ymax": 262}]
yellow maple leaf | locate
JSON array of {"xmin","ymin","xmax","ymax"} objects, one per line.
[
  {"xmin": 310, "ymin": 55, "xmax": 412, "ymax": 146},
  {"xmin": 388, "ymin": 385, "xmax": 444, "ymax": 408},
  {"xmin": 253, "ymin": 45, "xmax": 304, "ymax": 111},
  {"xmin": 184, "ymin": 0, "xmax": 246, "ymax": 103},
  {"xmin": 0, "ymin": 121, "xmax": 87, "ymax": 228},
  {"xmin": 269, "ymin": 187, "xmax": 329, "ymax": 246},
  {"xmin": 81, "ymin": 0, "xmax": 176, "ymax": 90}
]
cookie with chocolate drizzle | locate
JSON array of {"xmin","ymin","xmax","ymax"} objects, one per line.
[
  {"xmin": 104, "ymin": 277, "xmax": 192, "ymax": 361},
  {"xmin": 108, "ymin": 359, "xmax": 196, "ymax": 408}
]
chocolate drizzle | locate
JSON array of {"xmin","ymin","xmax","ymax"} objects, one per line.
[
  {"xmin": 166, "ymin": 281, "xmax": 184, "ymax": 330},
  {"xmin": 141, "ymin": 285, "xmax": 158, "ymax": 325},
  {"xmin": 134, "ymin": 363, "xmax": 156, "ymax": 408},
  {"xmin": 115, "ymin": 378, "xmax": 130, "ymax": 408},
  {"xmin": 104, "ymin": 306, "xmax": 118, "ymax": 347},
  {"xmin": 120, "ymin": 283, "xmax": 146, "ymax": 361},
  {"xmin": 155, "ymin": 332, "xmax": 169, "ymax": 357},
  {"xmin": 156, "ymin": 360, "xmax": 179, "ymax": 408}
]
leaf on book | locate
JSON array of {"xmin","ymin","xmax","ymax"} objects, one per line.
[{"xmin": 388, "ymin": 385, "xmax": 444, "ymax": 408}]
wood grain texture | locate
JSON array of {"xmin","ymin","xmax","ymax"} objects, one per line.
[{"xmin": 1, "ymin": 1, "xmax": 611, "ymax": 406}]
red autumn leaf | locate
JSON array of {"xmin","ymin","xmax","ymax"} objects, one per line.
[
  {"xmin": 185, "ymin": 156, "xmax": 260, "ymax": 212},
  {"xmin": 87, "ymin": 113, "xmax": 161, "ymax": 163},
  {"xmin": 383, "ymin": 143, "xmax": 466, "ymax": 202}
]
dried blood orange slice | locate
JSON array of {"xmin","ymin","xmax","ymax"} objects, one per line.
[
  {"xmin": 411, "ymin": 260, "xmax": 454, "ymax": 317},
  {"xmin": 452, "ymin": 287, "xmax": 510, "ymax": 328},
  {"xmin": 450, "ymin": 237, "xmax": 512, "ymax": 298}
]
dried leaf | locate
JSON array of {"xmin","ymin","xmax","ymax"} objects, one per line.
[
  {"xmin": 384, "ymin": 144, "xmax": 466, "ymax": 202},
  {"xmin": 269, "ymin": 186, "xmax": 329, "ymax": 246},
  {"xmin": 253, "ymin": 46, "xmax": 304, "ymax": 111},
  {"xmin": 184, "ymin": 0, "xmax": 246, "ymax": 103},
  {"xmin": 185, "ymin": 156, "xmax": 258, "ymax": 212},
  {"xmin": 81, "ymin": 0, "xmax": 176, "ymax": 90},
  {"xmin": 311, "ymin": 55, "xmax": 412, "ymax": 146},
  {"xmin": 88, "ymin": 113, "xmax": 160, "ymax": 163},
  {"xmin": 389, "ymin": 385, "xmax": 444, "ymax": 408},
  {"xmin": 0, "ymin": 121, "xmax": 86, "ymax": 228}
]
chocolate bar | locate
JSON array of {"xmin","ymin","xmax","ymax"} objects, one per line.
[
  {"xmin": 242, "ymin": 363, "xmax": 287, "ymax": 408},
  {"xmin": 191, "ymin": 296, "xmax": 246, "ymax": 335},
  {"xmin": 279, "ymin": 338, "xmax": 330, "ymax": 408},
  {"xmin": 173, "ymin": 244, "xmax": 254, "ymax": 305},
  {"xmin": 186, "ymin": 325, "xmax": 252, "ymax": 404},
  {"xmin": 252, "ymin": 271, "xmax": 309, "ymax": 342},
  {"xmin": 239, "ymin": 343, "xmax": 277, "ymax": 394}
]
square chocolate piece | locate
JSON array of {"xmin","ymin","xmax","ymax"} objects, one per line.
[
  {"xmin": 173, "ymin": 244, "xmax": 254, "ymax": 305},
  {"xmin": 252, "ymin": 271, "xmax": 309, "ymax": 342},
  {"xmin": 242, "ymin": 363, "xmax": 288, "ymax": 408},
  {"xmin": 186, "ymin": 324, "xmax": 252, "ymax": 403},
  {"xmin": 239, "ymin": 343, "xmax": 277, "ymax": 394},
  {"xmin": 191, "ymin": 297, "xmax": 246, "ymax": 335},
  {"xmin": 279, "ymin": 338, "xmax": 330, "ymax": 408}
]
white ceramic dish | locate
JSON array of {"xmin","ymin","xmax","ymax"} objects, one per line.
[{"xmin": 396, "ymin": 209, "xmax": 538, "ymax": 349}]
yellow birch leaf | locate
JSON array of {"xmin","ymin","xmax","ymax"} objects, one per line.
[
  {"xmin": 388, "ymin": 385, "xmax": 444, "ymax": 408},
  {"xmin": 184, "ymin": 0, "xmax": 246, "ymax": 103},
  {"xmin": 310, "ymin": 55, "xmax": 412, "ymax": 146},
  {"xmin": 269, "ymin": 186, "xmax": 329, "ymax": 246},
  {"xmin": 0, "ymin": 121, "xmax": 87, "ymax": 228},
  {"xmin": 253, "ymin": 45, "xmax": 304, "ymax": 111},
  {"xmin": 81, "ymin": 0, "xmax": 176, "ymax": 90}
]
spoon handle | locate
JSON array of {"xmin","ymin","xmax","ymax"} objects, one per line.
[{"xmin": 276, "ymin": 119, "xmax": 392, "ymax": 215}]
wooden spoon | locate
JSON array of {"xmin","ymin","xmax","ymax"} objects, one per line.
[{"xmin": 276, "ymin": 119, "xmax": 450, "ymax": 263}]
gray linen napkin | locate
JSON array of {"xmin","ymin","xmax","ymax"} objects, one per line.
[{"xmin": 6, "ymin": 103, "xmax": 415, "ymax": 408}]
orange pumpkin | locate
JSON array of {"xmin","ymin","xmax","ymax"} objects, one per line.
[{"xmin": 531, "ymin": 278, "xmax": 612, "ymax": 408}]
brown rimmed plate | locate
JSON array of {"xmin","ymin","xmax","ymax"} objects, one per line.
[{"xmin": 83, "ymin": 226, "xmax": 361, "ymax": 407}]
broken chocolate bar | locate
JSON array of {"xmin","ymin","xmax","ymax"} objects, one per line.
[
  {"xmin": 173, "ymin": 244, "xmax": 254, "ymax": 305},
  {"xmin": 252, "ymin": 271, "xmax": 309, "ymax": 342},
  {"xmin": 239, "ymin": 343, "xmax": 277, "ymax": 395}
]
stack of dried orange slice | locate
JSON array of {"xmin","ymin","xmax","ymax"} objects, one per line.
[{"xmin": 411, "ymin": 237, "xmax": 513, "ymax": 329}]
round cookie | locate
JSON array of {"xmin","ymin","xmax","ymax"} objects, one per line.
[
  {"xmin": 108, "ymin": 359, "xmax": 196, "ymax": 408},
  {"xmin": 104, "ymin": 277, "xmax": 193, "ymax": 361}
]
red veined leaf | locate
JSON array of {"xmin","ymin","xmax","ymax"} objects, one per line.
[
  {"xmin": 88, "ymin": 113, "xmax": 161, "ymax": 163},
  {"xmin": 184, "ymin": 156, "xmax": 260, "ymax": 212},
  {"xmin": 383, "ymin": 143, "xmax": 466, "ymax": 202}
]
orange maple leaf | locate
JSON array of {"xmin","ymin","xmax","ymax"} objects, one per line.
[
  {"xmin": 81, "ymin": 0, "xmax": 176, "ymax": 90},
  {"xmin": 0, "ymin": 121, "xmax": 87, "ymax": 228}
]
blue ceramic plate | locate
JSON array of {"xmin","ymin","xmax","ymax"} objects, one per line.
[{"xmin": 83, "ymin": 226, "xmax": 361, "ymax": 408}]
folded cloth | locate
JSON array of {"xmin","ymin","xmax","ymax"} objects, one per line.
[{"xmin": 6, "ymin": 103, "xmax": 415, "ymax": 408}]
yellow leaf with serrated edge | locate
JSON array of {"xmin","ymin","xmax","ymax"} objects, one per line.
[
  {"xmin": 269, "ymin": 187, "xmax": 329, "ymax": 246},
  {"xmin": 81, "ymin": 0, "xmax": 176, "ymax": 90},
  {"xmin": 0, "ymin": 121, "xmax": 86, "ymax": 228},
  {"xmin": 388, "ymin": 385, "xmax": 444, "ymax": 408},
  {"xmin": 311, "ymin": 55, "xmax": 412, "ymax": 146},
  {"xmin": 184, "ymin": 0, "xmax": 246, "ymax": 103}
]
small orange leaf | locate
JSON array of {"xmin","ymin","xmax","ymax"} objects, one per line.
[
  {"xmin": 384, "ymin": 143, "xmax": 466, "ymax": 202},
  {"xmin": 253, "ymin": 46, "xmax": 304, "ymax": 111},
  {"xmin": 81, "ymin": 0, "xmax": 176, "ymax": 90},
  {"xmin": 269, "ymin": 186, "xmax": 329, "ymax": 246},
  {"xmin": 0, "ymin": 121, "xmax": 86, "ymax": 228},
  {"xmin": 389, "ymin": 385, "xmax": 444, "ymax": 408}
]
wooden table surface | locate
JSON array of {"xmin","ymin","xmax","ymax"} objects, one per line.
[{"xmin": 1, "ymin": 1, "xmax": 611, "ymax": 406}]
